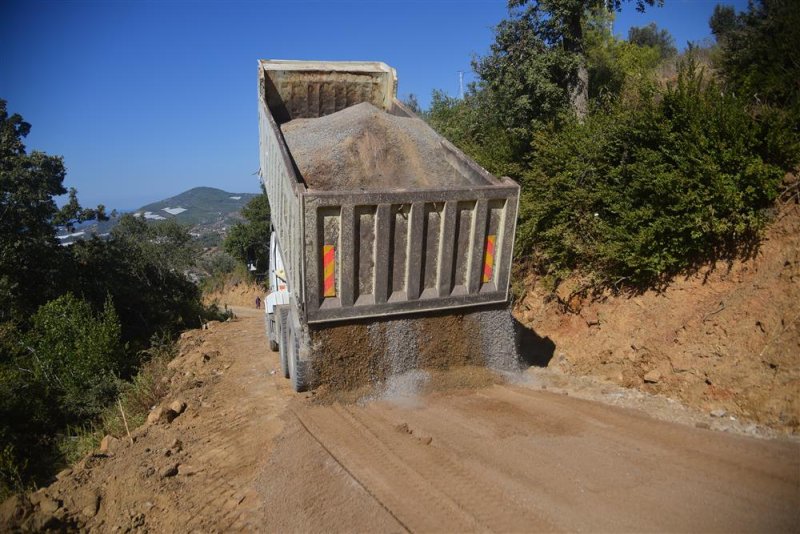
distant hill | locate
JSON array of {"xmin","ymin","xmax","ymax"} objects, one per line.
[
  {"xmin": 56, "ymin": 187, "xmax": 260, "ymax": 246},
  {"xmin": 136, "ymin": 187, "xmax": 259, "ymax": 228}
]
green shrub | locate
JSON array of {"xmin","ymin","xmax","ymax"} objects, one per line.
[
  {"xmin": 26, "ymin": 293, "xmax": 123, "ymax": 421},
  {"xmin": 57, "ymin": 337, "xmax": 177, "ymax": 465},
  {"xmin": 0, "ymin": 443, "xmax": 24, "ymax": 501},
  {"xmin": 517, "ymin": 58, "xmax": 786, "ymax": 287}
]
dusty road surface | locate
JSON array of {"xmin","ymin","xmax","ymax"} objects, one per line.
[
  {"xmin": 8, "ymin": 308, "xmax": 799, "ymax": 532},
  {"xmin": 271, "ymin": 389, "xmax": 800, "ymax": 533}
]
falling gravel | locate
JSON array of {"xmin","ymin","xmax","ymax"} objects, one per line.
[{"xmin": 280, "ymin": 102, "xmax": 470, "ymax": 190}]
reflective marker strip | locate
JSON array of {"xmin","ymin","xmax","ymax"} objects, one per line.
[
  {"xmin": 482, "ymin": 235, "xmax": 496, "ymax": 283},
  {"xmin": 323, "ymin": 245, "xmax": 336, "ymax": 297}
]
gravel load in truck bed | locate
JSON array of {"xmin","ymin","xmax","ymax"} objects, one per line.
[{"xmin": 280, "ymin": 102, "xmax": 471, "ymax": 190}]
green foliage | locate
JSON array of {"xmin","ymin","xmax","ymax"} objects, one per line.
[
  {"xmin": 584, "ymin": 11, "xmax": 661, "ymax": 100},
  {"xmin": 712, "ymin": 0, "xmax": 800, "ymax": 113},
  {"xmin": 709, "ymin": 4, "xmax": 738, "ymax": 40},
  {"xmin": 0, "ymin": 100, "xmax": 106, "ymax": 322},
  {"xmin": 224, "ymin": 192, "xmax": 271, "ymax": 273},
  {"xmin": 60, "ymin": 337, "xmax": 176, "ymax": 467},
  {"xmin": 476, "ymin": 1, "xmax": 660, "ymax": 121},
  {"xmin": 401, "ymin": 94, "xmax": 422, "ymax": 115},
  {"xmin": 0, "ymin": 293, "xmax": 122, "ymax": 496},
  {"xmin": 0, "ymin": 444, "xmax": 24, "ymax": 500},
  {"xmin": 473, "ymin": 2, "xmax": 576, "ymax": 131},
  {"xmin": 68, "ymin": 217, "xmax": 206, "ymax": 351},
  {"xmin": 0, "ymin": 101, "xmax": 221, "ymax": 495},
  {"xmin": 627, "ymin": 22, "xmax": 677, "ymax": 60},
  {"xmin": 199, "ymin": 252, "xmax": 240, "ymax": 295},
  {"xmin": 516, "ymin": 59, "xmax": 784, "ymax": 286},
  {"xmin": 427, "ymin": 91, "xmax": 528, "ymax": 179},
  {"xmin": 26, "ymin": 294, "xmax": 123, "ymax": 420},
  {"xmin": 709, "ymin": 0, "xmax": 800, "ymax": 172}
]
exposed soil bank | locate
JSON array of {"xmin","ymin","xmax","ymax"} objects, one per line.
[
  {"xmin": 516, "ymin": 202, "xmax": 800, "ymax": 433},
  {"xmin": 203, "ymin": 279, "xmax": 264, "ymax": 310}
]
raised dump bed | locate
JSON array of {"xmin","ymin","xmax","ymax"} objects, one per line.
[{"xmin": 258, "ymin": 60, "xmax": 520, "ymax": 390}]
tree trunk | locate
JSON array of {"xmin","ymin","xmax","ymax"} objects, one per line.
[
  {"xmin": 565, "ymin": 10, "xmax": 589, "ymax": 120},
  {"xmin": 569, "ymin": 62, "xmax": 589, "ymax": 119}
]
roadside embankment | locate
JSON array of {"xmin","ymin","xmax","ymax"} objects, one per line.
[{"xmin": 516, "ymin": 201, "xmax": 800, "ymax": 433}]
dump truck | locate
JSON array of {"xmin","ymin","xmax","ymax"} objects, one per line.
[{"xmin": 259, "ymin": 60, "xmax": 520, "ymax": 392}]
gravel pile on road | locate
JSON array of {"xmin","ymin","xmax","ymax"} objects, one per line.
[
  {"xmin": 281, "ymin": 102, "xmax": 469, "ymax": 190},
  {"xmin": 309, "ymin": 304, "xmax": 521, "ymax": 397}
]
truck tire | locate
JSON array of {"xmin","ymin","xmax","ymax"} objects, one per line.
[
  {"xmin": 291, "ymin": 359, "xmax": 311, "ymax": 393},
  {"xmin": 287, "ymin": 320, "xmax": 310, "ymax": 392},
  {"xmin": 277, "ymin": 306, "xmax": 290, "ymax": 379}
]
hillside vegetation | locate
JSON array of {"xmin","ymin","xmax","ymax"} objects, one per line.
[
  {"xmin": 0, "ymin": 102, "xmax": 231, "ymax": 498},
  {"xmin": 426, "ymin": 0, "xmax": 798, "ymax": 292}
]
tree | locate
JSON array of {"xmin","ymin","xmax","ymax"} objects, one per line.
[
  {"xmin": 69, "ymin": 215, "xmax": 205, "ymax": 351},
  {"xmin": 26, "ymin": 293, "xmax": 122, "ymax": 420},
  {"xmin": 223, "ymin": 192, "xmax": 271, "ymax": 274},
  {"xmin": 709, "ymin": 4, "xmax": 738, "ymax": 41},
  {"xmin": 711, "ymin": 0, "xmax": 800, "ymax": 111},
  {"xmin": 476, "ymin": 0, "xmax": 661, "ymax": 121},
  {"xmin": 401, "ymin": 94, "xmax": 423, "ymax": 115},
  {"xmin": 0, "ymin": 99, "xmax": 106, "ymax": 322},
  {"xmin": 628, "ymin": 22, "xmax": 677, "ymax": 59}
]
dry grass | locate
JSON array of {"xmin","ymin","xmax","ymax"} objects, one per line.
[{"xmin": 58, "ymin": 341, "xmax": 176, "ymax": 464}]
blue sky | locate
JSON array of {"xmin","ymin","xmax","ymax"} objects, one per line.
[{"xmin": 1, "ymin": 0, "xmax": 747, "ymax": 209}]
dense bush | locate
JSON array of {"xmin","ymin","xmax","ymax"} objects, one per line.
[
  {"xmin": 0, "ymin": 294, "xmax": 123, "ymax": 497},
  {"xmin": 517, "ymin": 59, "xmax": 784, "ymax": 287},
  {"xmin": 711, "ymin": 0, "xmax": 800, "ymax": 113},
  {"xmin": 26, "ymin": 294, "xmax": 123, "ymax": 420}
]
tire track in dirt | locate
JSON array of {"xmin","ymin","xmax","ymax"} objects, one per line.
[
  {"xmin": 272, "ymin": 384, "xmax": 799, "ymax": 532},
  {"xmin": 295, "ymin": 404, "xmax": 485, "ymax": 532},
  {"xmin": 339, "ymin": 405, "xmax": 557, "ymax": 532}
]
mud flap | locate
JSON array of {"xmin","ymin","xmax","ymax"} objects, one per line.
[{"xmin": 266, "ymin": 312, "xmax": 279, "ymax": 352}]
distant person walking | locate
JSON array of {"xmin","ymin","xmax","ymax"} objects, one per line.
[{"xmin": 255, "ymin": 296, "xmax": 261, "ymax": 309}]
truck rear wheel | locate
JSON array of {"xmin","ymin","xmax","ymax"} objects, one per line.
[
  {"xmin": 287, "ymin": 320, "xmax": 310, "ymax": 392},
  {"xmin": 291, "ymin": 359, "xmax": 310, "ymax": 393},
  {"xmin": 277, "ymin": 306, "xmax": 290, "ymax": 379}
]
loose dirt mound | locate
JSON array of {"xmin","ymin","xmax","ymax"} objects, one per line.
[
  {"xmin": 281, "ymin": 102, "xmax": 468, "ymax": 190},
  {"xmin": 516, "ymin": 201, "xmax": 800, "ymax": 433}
]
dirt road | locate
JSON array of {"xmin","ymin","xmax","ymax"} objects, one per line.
[
  {"xmin": 8, "ymin": 308, "xmax": 799, "ymax": 532},
  {"xmin": 270, "ymin": 386, "xmax": 799, "ymax": 533}
]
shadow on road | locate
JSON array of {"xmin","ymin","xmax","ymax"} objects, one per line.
[{"xmin": 513, "ymin": 317, "xmax": 556, "ymax": 367}]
